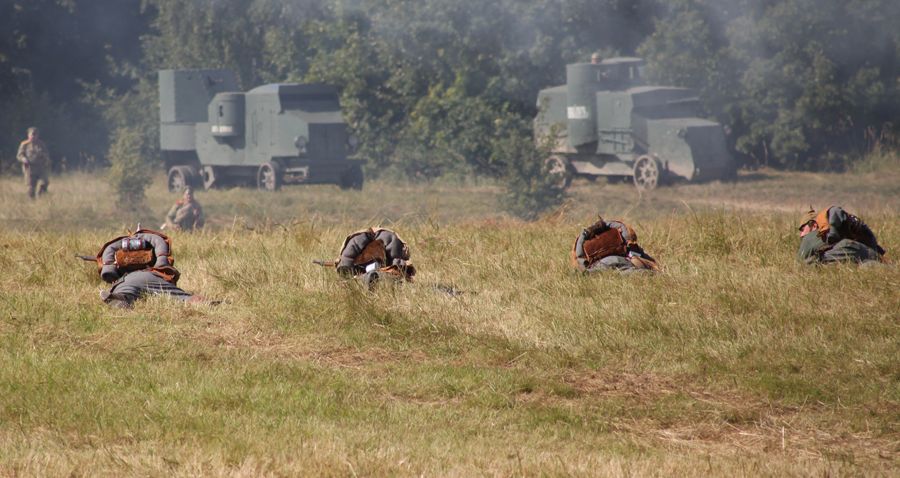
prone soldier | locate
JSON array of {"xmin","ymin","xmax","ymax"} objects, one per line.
[
  {"xmin": 320, "ymin": 227, "xmax": 416, "ymax": 288},
  {"xmin": 797, "ymin": 206, "xmax": 886, "ymax": 265},
  {"xmin": 572, "ymin": 216, "xmax": 660, "ymax": 274},
  {"xmin": 16, "ymin": 126, "xmax": 51, "ymax": 199},
  {"xmin": 94, "ymin": 227, "xmax": 206, "ymax": 308}
]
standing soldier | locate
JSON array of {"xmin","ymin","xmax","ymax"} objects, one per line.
[
  {"xmin": 16, "ymin": 126, "xmax": 51, "ymax": 199},
  {"xmin": 163, "ymin": 187, "xmax": 205, "ymax": 231}
]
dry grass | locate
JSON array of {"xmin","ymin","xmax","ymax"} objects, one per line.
[{"xmin": 0, "ymin": 168, "xmax": 897, "ymax": 476}]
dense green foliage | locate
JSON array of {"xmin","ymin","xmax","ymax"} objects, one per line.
[
  {"xmin": 1, "ymin": 0, "xmax": 898, "ymax": 180},
  {"xmin": 640, "ymin": 0, "xmax": 900, "ymax": 168}
]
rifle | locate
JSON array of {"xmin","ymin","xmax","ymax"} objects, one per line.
[
  {"xmin": 312, "ymin": 259, "xmax": 336, "ymax": 267},
  {"xmin": 75, "ymin": 254, "xmax": 96, "ymax": 262}
]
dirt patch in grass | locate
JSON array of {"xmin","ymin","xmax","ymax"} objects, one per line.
[{"xmin": 548, "ymin": 369, "xmax": 898, "ymax": 467}]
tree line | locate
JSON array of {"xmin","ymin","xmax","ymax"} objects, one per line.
[{"xmin": 2, "ymin": 0, "xmax": 898, "ymax": 212}]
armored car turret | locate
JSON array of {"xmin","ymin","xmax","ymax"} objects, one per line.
[
  {"xmin": 159, "ymin": 69, "xmax": 363, "ymax": 192},
  {"xmin": 535, "ymin": 57, "xmax": 735, "ymax": 190}
]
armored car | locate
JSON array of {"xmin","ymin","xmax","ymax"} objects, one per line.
[
  {"xmin": 535, "ymin": 57, "xmax": 735, "ymax": 190},
  {"xmin": 159, "ymin": 69, "xmax": 363, "ymax": 192}
]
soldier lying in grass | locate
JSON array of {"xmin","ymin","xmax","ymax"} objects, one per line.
[
  {"xmin": 572, "ymin": 216, "xmax": 660, "ymax": 274},
  {"xmin": 331, "ymin": 227, "xmax": 416, "ymax": 288},
  {"xmin": 94, "ymin": 227, "xmax": 208, "ymax": 308},
  {"xmin": 797, "ymin": 206, "xmax": 886, "ymax": 265}
]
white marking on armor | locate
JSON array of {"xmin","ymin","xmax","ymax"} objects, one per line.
[{"xmin": 567, "ymin": 106, "xmax": 589, "ymax": 119}]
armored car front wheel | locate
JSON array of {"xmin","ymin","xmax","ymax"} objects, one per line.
[
  {"xmin": 257, "ymin": 162, "xmax": 282, "ymax": 191},
  {"xmin": 167, "ymin": 165, "xmax": 197, "ymax": 193},
  {"xmin": 633, "ymin": 155, "xmax": 661, "ymax": 191}
]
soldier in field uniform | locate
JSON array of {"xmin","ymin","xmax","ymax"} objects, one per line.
[
  {"xmin": 572, "ymin": 215, "xmax": 660, "ymax": 274},
  {"xmin": 797, "ymin": 206, "xmax": 886, "ymax": 265},
  {"xmin": 16, "ymin": 126, "xmax": 51, "ymax": 199},
  {"xmin": 335, "ymin": 227, "xmax": 416, "ymax": 288},
  {"xmin": 163, "ymin": 187, "xmax": 205, "ymax": 231},
  {"xmin": 95, "ymin": 227, "xmax": 207, "ymax": 308}
]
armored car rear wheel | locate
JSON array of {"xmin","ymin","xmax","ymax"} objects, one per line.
[
  {"xmin": 633, "ymin": 155, "xmax": 661, "ymax": 191},
  {"xmin": 257, "ymin": 162, "xmax": 282, "ymax": 191},
  {"xmin": 167, "ymin": 166, "xmax": 197, "ymax": 193}
]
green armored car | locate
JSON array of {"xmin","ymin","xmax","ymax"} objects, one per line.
[
  {"xmin": 159, "ymin": 69, "xmax": 363, "ymax": 192},
  {"xmin": 535, "ymin": 57, "xmax": 735, "ymax": 190}
]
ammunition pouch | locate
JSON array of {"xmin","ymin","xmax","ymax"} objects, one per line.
[
  {"xmin": 114, "ymin": 248, "xmax": 155, "ymax": 273},
  {"xmin": 572, "ymin": 226, "xmax": 628, "ymax": 269},
  {"xmin": 149, "ymin": 266, "xmax": 180, "ymax": 285}
]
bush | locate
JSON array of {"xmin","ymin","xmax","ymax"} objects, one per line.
[
  {"xmin": 107, "ymin": 127, "xmax": 152, "ymax": 208},
  {"xmin": 494, "ymin": 120, "xmax": 566, "ymax": 221}
]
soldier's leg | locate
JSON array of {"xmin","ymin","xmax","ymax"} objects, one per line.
[
  {"xmin": 37, "ymin": 169, "xmax": 49, "ymax": 195},
  {"xmin": 821, "ymin": 239, "xmax": 881, "ymax": 264},
  {"xmin": 586, "ymin": 255, "xmax": 642, "ymax": 274},
  {"xmin": 24, "ymin": 168, "xmax": 36, "ymax": 199},
  {"xmin": 102, "ymin": 271, "xmax": 192, "ymax": 307}
]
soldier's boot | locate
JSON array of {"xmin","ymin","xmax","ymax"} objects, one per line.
[
  {"xmin": 100, "ymin": 290, "xmax": 133, "ymax": 309},
  {"xmin": 361, "ymin": 270, "xmax": 380, "ymax": 289},
  {"xmin": 361, "ymin": 270, "xmax": 403, "ymax": 290},
  {"xmin": 38, "ymin": 182, "xmax": 48, "ymax": 196}
]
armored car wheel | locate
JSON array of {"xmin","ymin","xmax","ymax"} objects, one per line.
[
  {"xmin": 257, "ymin": 162, "xmax": 282, "ymax": 191},
  {"xmin": 633, "ymin": 155, "xmax": 661, "ymax": 191},
  {"xmin": 167, "ymin": 165, "xmax": 197, "ymax": 193},
  {"xmin": 545, "ymin": 155, "xmax": 573, "ymax": 189}
]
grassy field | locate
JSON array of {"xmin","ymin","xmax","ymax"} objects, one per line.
[{"xmin": 0, "ymin": 168, "xmax": 898, "ymax": 476}]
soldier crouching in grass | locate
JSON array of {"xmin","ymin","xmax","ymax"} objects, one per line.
[
  {"xmin": 16, "ymin": 126, "xmax": 51, "ymax": 199},
  {"xmin": 163, "ymin": 187, "xmax": 205, "ymax": 231},
  {"xmin": 319, "ymin": 227, "xmax": 416, "ymax": 288},
  {"xmin": 572, "ymin": 216, "xmax": 660, "ymax": 274},
  {"xmin": 797, "ymin": 206, "xmax": 886, "ymax": 265},
  {"xmin": 94, "ymin": 227, "xmax": 209, "ymax": 308}
]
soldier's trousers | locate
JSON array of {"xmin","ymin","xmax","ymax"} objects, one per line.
[
  {"xmin": 24, "ymin": 167, "xmax": 49, "ymax": 198},
  {"xmin": 102, "ymin": 270, "xmax": 192, "ymax": 308},
  {"xmin": 820, "ymin": 239, "xmax": 882, "ymax": 264},
  {"xmin": 586, "ymin": 255, "xmax": 653, "ymax": 274}
]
